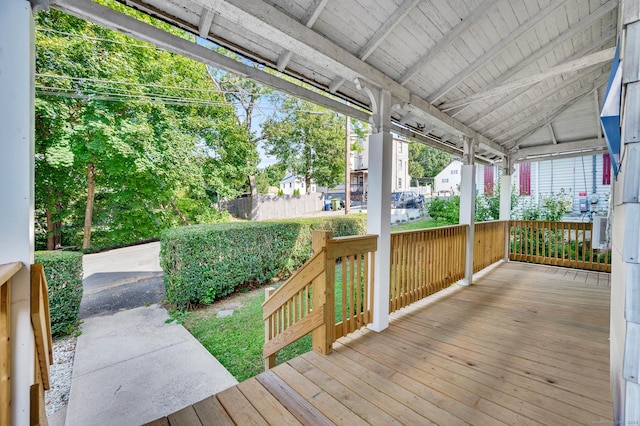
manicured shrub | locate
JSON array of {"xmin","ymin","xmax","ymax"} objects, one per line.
[
  {"xmin": 34, "ymin": 250, "xmax": 83, "ymax": 337},
  {"xmin": 161, "ymin": 215, "xmax": 366, "ymax": 309}
]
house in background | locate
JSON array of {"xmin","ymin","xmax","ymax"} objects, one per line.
[
  {"xmin": 478, "ymin": 153, "xmax": 612, "ymax": 217},
  {"xmin": 279, "ymin": 173, "xmax": 316, "ymax": 195},
  {"xmin": 434, "ymin": 160, "xmax": 463, "ymax": 195},
  {"xmin": 320, "ymin": 134, "xmax": 410, "ymax": 201},
  {"xmin": 435, "ymin": 154, "xmax": 611, "ymax": 218}
]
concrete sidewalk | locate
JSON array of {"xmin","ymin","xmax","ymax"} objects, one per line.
[{"xmin": 64, "ymin": 305, "xmax": 238, "ymax": 426}]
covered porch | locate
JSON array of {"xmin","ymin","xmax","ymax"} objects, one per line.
[
  {"xmin": 3, "ymin": 0, "xmax": 640, "ymax": 423},
  {"xmin": 152, "ymin": 261, "xmax": 611, "ymax": 425}
]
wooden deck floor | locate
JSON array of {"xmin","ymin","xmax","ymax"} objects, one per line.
[{"xmin": 150, "ymin": 262, "xmax": 612, "ymax": 425}]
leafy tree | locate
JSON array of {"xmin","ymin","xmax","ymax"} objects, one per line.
[
  {"xmin": 408, "ymin": 142, "xmax": 451, "ymax": 187},
  {"xmin": 255, "ymin": 163, "xmax": 287, "ymax": 194},
  {"xmin": 262, "ymin": 99, "xmax": 346, "ymax": 193},
  {"xmin": 205, "ymin": 48, "xmax": 276, "ymax": 196},
  {"xmin": 35, "ymin": 6, "xmax": 248, "ymax": 249}
]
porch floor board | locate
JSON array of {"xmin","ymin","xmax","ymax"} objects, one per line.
[{"xmin": 149, "ymin": 262, "xmax": 612, "ymax": 425}]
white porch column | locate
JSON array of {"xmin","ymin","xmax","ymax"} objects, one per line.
[
  {"xmin": 0, "ymin": 1, "xmax": 36, "ymax": 424},
  {"xmin": 359, "ymin": 84, "xmax": 392, "ymax": 332},
  {"xmin": 499, "ymin": 156, "xmax": 513, "ymax": 261},
  {"xmin": 611, "ymin": 2, "xmax": 640, "ymax": 422},
  {"xmin": 499, "ymin": 156, "xmax": 513, "ymax": 220},
  {"xmin": 458, "ymin": 137, "xmax": 476, "ymax": 286}
]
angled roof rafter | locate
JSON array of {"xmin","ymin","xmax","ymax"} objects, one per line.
[
  {"xmin": 329, "ymin": 0, "xmax": 421, "ymax": 93},
  {"xmin": 397, "ymin": 0, "xmax": 501, "ymax": 86},
  {"xmin": 476, "ymin": 65, "xmax": 609, "ymax": 135},
  {"xmin": 427, "ymin": 0, "xmax": 567, "ymax": 104},
  {"xmin": 440, "ymin": 47, "xmax": 615, "ymax": 111},
  {"xmin": 462, "ymin": 30, "xmax": 617, "ymax": 127},
  {"xmin": 448, "ymin": 1, "xmax": 617, "ymax": 117},
  {"xmin": 275, "ymin": 0, "xmax": 329, "ymax": 71},
  {"xmin": 506, "ymin": 75, "xmax": 609, "ymax": 148}
]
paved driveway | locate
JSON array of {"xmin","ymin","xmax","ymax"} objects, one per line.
[{"xmin": 80, "ymin": 242, "xmax": 164, "ymax": 318}]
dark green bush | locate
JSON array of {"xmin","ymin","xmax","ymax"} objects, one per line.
[
  {"xmin": 34, "ymin": 251, "xmax": 83, "ymax": 337},
  {"xmin": 160, "ymin": 215, "xmax": 366, "ymax": 309}
]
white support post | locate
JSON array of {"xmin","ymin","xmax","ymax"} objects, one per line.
[
  {"xmin": 500, "ymin": 156, "xmax": 513, "ymax": 261},
  {"xmin": 458, "ymin": 137, "xmax": 476, "ymax": 286},
  {"xmin": 0, "ymin": 1, "xmax": 36, "ymax": 424},
  {"xmin": 499, "ymin": 158, "xmax": 513, "ymax": 221},
  {"xmin": 360, "ymin": 84, "xmax": 392, "ymax": 332}
]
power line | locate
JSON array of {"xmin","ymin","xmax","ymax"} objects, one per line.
[{"xmin": 36, "ymin": 27, "xmax": 158, "ymax": 49}]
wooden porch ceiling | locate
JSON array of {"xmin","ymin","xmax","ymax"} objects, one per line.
[
  {"xmin": 150, "ymin": 261, "xmax": 612, "ymax": 425},
  {"xmin": 50, "ymin": 0, "xmax": 618, "ymax": 164}
]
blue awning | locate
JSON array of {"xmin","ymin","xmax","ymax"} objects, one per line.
[{"xmin": 600, "ymin": 40, "xmax": 622, "ymax": 176}]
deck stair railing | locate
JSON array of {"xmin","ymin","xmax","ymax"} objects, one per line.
[{"xmin": 263, "ymin": 231, "xmax": 377, "ymax": 370}]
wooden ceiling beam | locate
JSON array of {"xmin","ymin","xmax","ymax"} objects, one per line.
[
  {"xmin": 476, "ymin": 66, "xmax": 608, "ymax": 135},
  {"xmin": 329, "ymin": 0, "xmax": 421, "ymax": 93},
  {"xmin": 440, "ymin": 47, "xmax": 615, "ymax": 110},
  {"xmin": 276, "ymin": 0, "xmax": 329, "ymax": 71},
  {"xmin": 505, "ymin": 75, "xmax": 608, "ymax": 148},
  {"xmin": 397, "ymin": 0, "xmax": 500, "ymax": 86},
  {"xmin": 513, "ymin": 138, "xmax": 605, "ymax": 159},
  {"xmin": 447, "ymin": 1, "xmax": 618, "ymax": 115},
  {"xmin": 463, "ymin": 30, "xmax": 616, "ymax": 127},
  {"xmin": 427, "ymin": 0, "xmax": 567, "ymax": 104}
]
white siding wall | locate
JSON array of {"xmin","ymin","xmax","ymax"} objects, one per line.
[
  {"xmin": 505, "ymin": 154, "xmax": 611, "ymax": 216},
  {"xmin": 434, "ymin": 160, "xmax": 462, "ymax": 194}
]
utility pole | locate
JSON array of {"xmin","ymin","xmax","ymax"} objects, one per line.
[{"xmin": 345, "ymin": 114, "xmax": 351, "ymax": 214}]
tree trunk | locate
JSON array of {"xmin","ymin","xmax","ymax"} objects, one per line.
[
  {"xmin": 170, "ymin": 201, "xmax": 191, "ymax": 226},
  {"xmin": 82, "ymin": 162, "xmax": 95, "ymax": 249},
  {"xmin": 248, "ymin": 174, "xmax": 258, "ymax": 196},
  {"xmin": 305, "ymin": 175, "xmax": 312, "ymax": 194}
]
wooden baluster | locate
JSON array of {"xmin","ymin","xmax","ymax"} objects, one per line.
[{"xmin": 264, "ymin": 287, "xmax": 276, "ymax": 370}]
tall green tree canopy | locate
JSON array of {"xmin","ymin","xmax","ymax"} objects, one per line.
[
  {"xmin": 408, "ymin": 142, "xmax": 452, "ymax": 187},
  {"xmin": 261, "ymin": 99, "xmax": 346, "ymax": 193},
  {"xmin": 35, "ymin": 5, "xmax": 251, "ymax": 249}
]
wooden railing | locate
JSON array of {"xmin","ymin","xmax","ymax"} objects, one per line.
[
  {"xmin": 474, "ymin": 221, "xmax": 508, "ymax": 273},
  {"xmin": 263, "ymin": 231, "xmax": 377, "ymax": 369},
  {"xmin": 1, "ymin": 262, "xmax": 21, "ymax": 426},
  {"xmin": 0, "ymin": 262, "xmax": 53, "ymax": 426},
  {"xmin": 30, "ymin": 264, "xmax": 53, "ymax": 425},
  {"xmin": 509, "ymin": 220, "xmax": 611, "ymax": 272},
  {"xmin": 389, "ymin": 225, "xmax": 466, "ymax": 313}
]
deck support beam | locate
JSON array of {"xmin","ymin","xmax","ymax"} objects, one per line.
[
  {"xmin": 612, "ymin": 2, "xmax": 640, "ymax": 421},
  {"xmin": 499, "ymin": 156, "xmax": 513, "ymax": 221},
  {"xmin": 500, "ymin": 156, "xmax": 513, "ymax": 261},
  {"xmin": 0, "ymin": 2, "xmax": 36, "ymax": 424},
  {"xmin": 362, "ymin": 85, "xmax": 392, "ymax": 332},
  {"xmin": 459, "ymin": 137, "xmax": 477, "ymax": 286}
]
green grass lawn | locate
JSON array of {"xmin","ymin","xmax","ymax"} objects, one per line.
[
  {"xmin": 184, "ymin": 218, "xmax": 448, "ymax": 382},
  {"xmin": 183, "ymin": 265, "xmax": 361, "ymax": 382},
  {"xmin": 183, "ymin": 290, "xmax": 312, "ymax": 382},
  {"xmin": 391, "ymin": 216, "xmax": 451, "ymax": 232}
]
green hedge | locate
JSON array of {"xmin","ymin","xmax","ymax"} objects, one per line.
[
  {"xmin": 34, "ymin": 251, "xmax": 84, "ymax": 337},
  {"xmin": 161, "ymin": 215, "xmax": 366, "ymax": 309}
]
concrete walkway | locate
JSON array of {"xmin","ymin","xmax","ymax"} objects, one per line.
[
  {"xmin": 64, "ymin": 305, "xmax": 238, "ymax": 425},
  {"xmin": 60, "ymin": 242, "xmax": 238, "ymax": 425}
]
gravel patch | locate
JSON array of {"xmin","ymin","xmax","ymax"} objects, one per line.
[{"xmin": 45, "ymin": 335, "xmax": 77, "ymax": 416}]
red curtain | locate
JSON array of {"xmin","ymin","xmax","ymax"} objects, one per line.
[
  {"xmin": 484, "ymin": 165, "xmax": 494, "ymax": 195},
  {"xmin": 603, "ymin": 154, "xmax": 611, "ymax": 185},
  {"xmin": 519, "ymin": 162, "xmax": 531, "ymax": 195}
]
